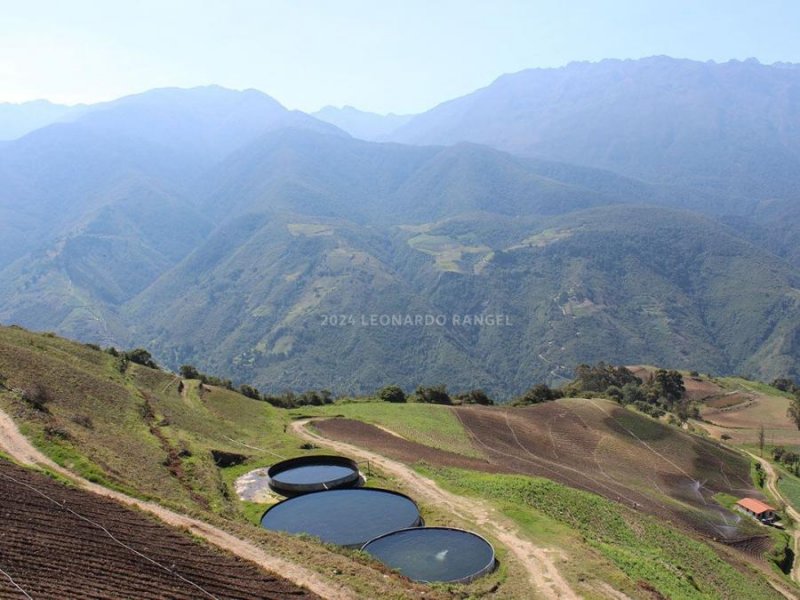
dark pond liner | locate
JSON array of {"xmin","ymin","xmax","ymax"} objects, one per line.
[
  {"xmin": 260, "ymin": 487, "xmax": 422, "ymax": 548},
  {"xmin": 361, "ymin": 526, "xmax": 496, "ymax": 583},
  {"xmin": 267, "ymin": 454, "xmax": 360, "ymax": 496}
]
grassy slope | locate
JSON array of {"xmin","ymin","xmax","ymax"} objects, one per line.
[
  {"xmin": 425, "ymin": 468, "xmax": 782, "ymax": 600},
  {"xmin": 301, "ymin": 400, "xmax": 483, "ymax": 458}
]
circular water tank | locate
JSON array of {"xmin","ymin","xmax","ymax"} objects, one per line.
[
  {"xmin": 260, "ymin": 488, "xmax": 422, "ymax": 548},
  {"xmin": 267, "ymin": 455, "xmax": 360, "ymax": 496},
  {"xmin": 362, "ymin": 527, "xmax": 496, "ymax": 583}
]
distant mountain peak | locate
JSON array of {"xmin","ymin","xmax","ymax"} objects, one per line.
[{"xmin": 313, "ymin": 105, "xmax": 414, "ymax": 141}]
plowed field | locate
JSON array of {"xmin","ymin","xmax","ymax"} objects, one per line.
[
  {"xmin": 0, "ymin": 459, "xmax": 319, "ymax": 600},
  {"xmin": 315, "ymin": 399, "xmax": 766, "ymax": 543}
]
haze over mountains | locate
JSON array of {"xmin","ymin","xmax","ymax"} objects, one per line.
[{"xmin": 2, "ymin": 56, "xmax": 800, "ymax": 396}]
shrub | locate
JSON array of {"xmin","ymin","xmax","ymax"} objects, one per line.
[
  {"xmin": 413, "ymin": 385, "xmax": 452, "ymax": 405},
  {"xmin": 43, "ymin": 425, "xmax": 70, "ymax": 440},
  {"xmin": 454, "ymin": 389, "xmax": 493, "ymax": 405},
  {"xmin": 512, "ymin": 383, "xmax": 562, "ymax": 406},
  {"xmin": 239, "ymin": 384, "xmax": 261, "ymax": 400},
  {"xmin": 22, "ymin": 384, "xmax": 53, "ymax": 412},
  {"xmin": 115, "ymin": 355, "xmax": 129, "ymax": 373},
  {"xmin": 570, "ymin": 362, "xmax": 641, "ymax": 393},
  {"xmin": 633, "ymin": 401, "xmax": 665, "ymax": 418},
  {"xmin": 377, "ymin": 385, "xmax": 407, "ymax": 403},
  {"xmin": 70, "ymin": 414, "xmax": 94, "ymax": 429},
  {"xmin": 620, "ymin": 382, "xmax": 645, "ymax": 405},
  {"xmin": 179, "ymin": 364, "xmax": 200, "ymax": 379},
  {"xmin": 262, "ymin": 389, "xmax": 334, "ymax": 408},
  {"xmin": 124, "ymin": 348, "xmax": 158, "ymax": 369}
]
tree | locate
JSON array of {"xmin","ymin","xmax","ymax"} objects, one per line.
[
  {"xmin": 0, "ymin": 372, "xmax": 7, "ymax": 390},
  {"xmin": 571, "ymin": 362, "xmax": 641, "ymax": 393},
  {"xmin": 124, "ymin": 348, "xmax": 158, "ymax": 369},
  {"xmin": 414, "ymin": 385, "xmax": 452, "ymax": 405},
  {"xmin": 787, "ymin": 396, "xmax": 800, "ymax": 430},
  {"xmin": 605, "ymin": 385, "xmax": 623, "ymax": 402},
  {"xmin": 512, "ymin": 383, "xmax": 562, "ymax": 406},
  {"xmin": 621, "ymin": 382, "xmax": 645, "ymax": 405},
  {"xmin": 455, "ymin": 389, "xmax": 493, "ymax": 405},
  {"xmin": 758, "ymin": 424, "xmax": 765, "ymax": 456},
  {"xmin": 180, "ymin": 364, "xmax": 200, "ymax": 379},
  {"xmin": 377, "ymin": 385, "xmax": 406, "ymax": 403},
  {"xmin": 772, "ymin": 378, "xmax": 798, "ymax": 394},
  {"xmin": 239, "ymin": 384, "xmax": 261, "ymax": 400}
]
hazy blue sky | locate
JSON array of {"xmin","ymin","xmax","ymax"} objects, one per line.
[{"xmin": 1, "ymin": 0, "xmax": 799, "ymax": 113}]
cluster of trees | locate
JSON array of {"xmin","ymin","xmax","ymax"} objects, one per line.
[
  {"xmin": 772, "ymin": 378, "xmax": 800, "ymax": 395},
  {"xmin": 178, "ymin": 364, "xmax": 234, "ymax": 390},
  {"xmin": 509, "ymin": 363, "xmax": 691, "ymax": 421},
  {"xmin": 511, "ymin": 383, "xmax": 563, "ymax": 406},
  {"xmin": 772, "ymin": 378, "xmax": 800, "ymax": 431},
  {"xmin": 375, "ymin": 384, "xmax": 493, "ymax": 405},
  {"xmin": 772, "ymin": 446, "xmax": 800, "ymax": 475},
  {"xmin": 106, "ymin": 347, "xmax": 159, "ymax": 372},
  {"xmin": 261, "ymin": 390, "xmax": 334, "ymax": 408},
  {"xmin": 179, "ymin": 363, "xmax": 336, "ymax": 407}
]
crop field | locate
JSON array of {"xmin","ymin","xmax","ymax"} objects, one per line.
[
  {"xmin": 699, "ymin": 392, "xmax": 799, "ymax": 446},
  {"xmin": 316, "ymin": 399, "xmax": 768, "ymax": 544},
  {"xmin": 0, "ymin": 459, "xmax": 318, "ymax": 600},
  {"xmin": 454, "ymin": 399, "xmax": 766, "ymax": 542},
  {"xmin": 629, "ymin": 367, "xmax": 800, "ymax": 446}
]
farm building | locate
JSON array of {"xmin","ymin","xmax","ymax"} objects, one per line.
[{"xmin": 735, "ymin": 498, "xmax": 777, "ymax": 523}]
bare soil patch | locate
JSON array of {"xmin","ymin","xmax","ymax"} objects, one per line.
[{"xmin": 0, "ymin": 458, "xmax": 320, "ymax": 600}]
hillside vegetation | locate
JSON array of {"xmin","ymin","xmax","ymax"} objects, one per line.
[{"xmin": 3, "ymin": 77, "xmax": 800, "ymax": 394}]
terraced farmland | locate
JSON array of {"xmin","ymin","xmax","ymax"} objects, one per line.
[{"xmin": 0, "ymin": 459, "xmax": 319, "ymax": 600}]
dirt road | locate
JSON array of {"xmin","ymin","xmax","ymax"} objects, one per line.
[
  {"xmin": 0, "ymin": 408, "xmax": 355, "ymax": 600},
  {"xmin": 748, "ymin": 452, "xmax": 800, "ymax": 585},
  {"xmin": 292, "ymin": 418, "xmax": 581, "ymax": 600}
]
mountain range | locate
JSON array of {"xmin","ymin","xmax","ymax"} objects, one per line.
[{"xmin": 2, "ymin": 57, "xmax": 800, "ymax": 396}]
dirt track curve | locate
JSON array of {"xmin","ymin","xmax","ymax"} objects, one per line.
[
  {"xmin": 0, "ymin": 408, "xmax": 355, "ymax": 600},
  {"xmin": 292, "ymin": 418, "xmax": 582, "ymax": 600},
  {"xmin": 748, "ymin": 452, "xmax": 800, "ymax": 585}
]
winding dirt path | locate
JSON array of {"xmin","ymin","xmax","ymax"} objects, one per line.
[
  {"xmin": 292, "ymin": 418, "xmax": 580, "ymax": 600},
  {"xmin": 0, "ymin": 409, "xmax": 355, "ymax": 600},
  {"xmin": 748, "ymin": 451, "xmax": 800, "ymax": 585}
]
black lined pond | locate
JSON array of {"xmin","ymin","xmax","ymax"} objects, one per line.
[
  {"xmin": 266, "ymin": 455, "xmax": 360, "ymax": 495},
  {"xmin": 260, "ymin": 488, "xmax": 422, "ymax": 547},
  {"xmin": 361, "ymin": 527, "xmax": 496, "ymax": 583}
]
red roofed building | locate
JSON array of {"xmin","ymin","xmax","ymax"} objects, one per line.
[{"xmin": 735, "ymin": 498, "xmax": 777, "ymax": 523}]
